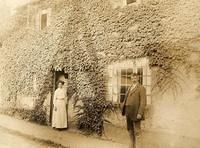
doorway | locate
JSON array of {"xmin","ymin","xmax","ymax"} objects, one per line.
[{"xmin": 49, "ymin": 70, "xmax": 68, "ymax": 124}]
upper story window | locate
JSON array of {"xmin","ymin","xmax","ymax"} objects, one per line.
[
  {"xmin": 37, "ymin": 8, "xmax": 51, "ymax": 30},
  {"xmin": 125, "ymin": 0, "xmax": 141, "ymax": 5},
  {"xmin": 126, "ymin": 0, "xmax": 137, "ymax": 4},
  {"xmin": 107, "ymin": 57, "xmax": 152, "ymax": 105},
  {"xmin": 41, "ymin": 13, "xmax": 48, "ymax": 30},
  {"xmin": 109, "ymin": 0, "xmax": 141, "ymax": 8}
]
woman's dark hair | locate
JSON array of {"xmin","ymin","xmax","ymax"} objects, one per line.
[{"xmin": 56, "ymin": 80, "xmax": 65, "ymax": 85}]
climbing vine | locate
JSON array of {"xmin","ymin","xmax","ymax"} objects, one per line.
[
  {"xmin": 144, "ymin": 42, "xmax": 190, "ymax": 94},
  {"xmin": 0, "ymin": 0, "xmax": 194, "ymax": 134}
]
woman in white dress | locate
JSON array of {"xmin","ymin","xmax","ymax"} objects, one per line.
[{"xmin": 52, "ymin": 80, "xmax": 68, "ymax": 129}]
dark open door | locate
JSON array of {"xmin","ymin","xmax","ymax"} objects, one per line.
[{"xmin": 49, "ymin": 69, "xmax": 68, "ymax": 125}]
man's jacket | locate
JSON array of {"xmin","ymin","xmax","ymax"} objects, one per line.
[{"xmin": 120, "ymin": 83, "xmax": 147, "ymax": 121}]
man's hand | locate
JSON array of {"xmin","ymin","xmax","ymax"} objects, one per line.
[{"xmin": 137, "ymin": 114, "xmax": 142, "ymax": 120}]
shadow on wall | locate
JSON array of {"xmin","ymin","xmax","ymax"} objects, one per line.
[{"xmin": 151, "ymin": 65, "xmax": 200, "ymax": 139}]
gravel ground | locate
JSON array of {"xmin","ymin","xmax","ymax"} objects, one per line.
[{"xmin": 0, "ymin": 126, "xmax": 68, "ymax": 148}]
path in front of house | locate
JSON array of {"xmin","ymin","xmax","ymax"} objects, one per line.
[
  {"xmin": 0, "ymin": 114, "xmax": 200, "ymax": 148},
  {"xmin": 103, "ymin": 123, "xmax": 200, "ymax": 148},
  {"xmin": 0, "ymin": 126, "xmax": 67, "ymax": 148},
  {"xmin": 0, "ymin": 114, "xmax": 128, "ymax": 148}
]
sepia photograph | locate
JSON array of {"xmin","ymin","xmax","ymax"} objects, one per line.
[{"xmin": 0, "ymin": 0, "xmax": 199, "ymax": 147}]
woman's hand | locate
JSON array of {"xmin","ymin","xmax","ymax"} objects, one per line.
[
  {"xmin": 137, "ymin": 114, "xmax": 142, "ymax": 120},
  {"xmin": 54, "ymin": 102, "xmax": 57, "ymax": 111}
]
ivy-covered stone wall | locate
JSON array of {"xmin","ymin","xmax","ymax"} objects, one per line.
[{"xmin": 0, "ymin": 0, "xmax": 199, "ymax": 136}]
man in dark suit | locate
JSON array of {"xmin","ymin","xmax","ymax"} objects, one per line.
[{"xmin": 120, "ymin": 73, "xmax": 147, "ymax": 148}]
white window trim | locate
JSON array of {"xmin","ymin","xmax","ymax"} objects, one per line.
[{"xmin": 106, "ymin": 57, "xmax": 152, "ymax": 105}]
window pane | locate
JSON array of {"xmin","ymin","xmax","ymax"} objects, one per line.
[
  {"xmin": 41, "ymin": 13, "xmax": 47, "ymax": 30},
  {"xmin": 120, "ymin": 68, "xmax": 134, "ymax": 102},
  {"xmin": 127, "ymin": 0, "xmax": 137, "ymax": 4},
  {"xmin": 120, "ymin": 86, "xmax": 127, "ymax": 94},
  {"xmin": 137, "ymin": 67, "xmax": 143, "ymax": 84},
  {"xmin": 120, "ymin": 95, "xmax": 125, "ymax": 102},
  {"xmin": 121, "ymin": 76, "xmax": 127, "ymax": 85},
  {"xmin": 127, "ymin": 76, "xmax": 132, "ymax": 85},
  {"xmin": 121, "ymin": 69, "xmax": 127, "ymax": 75}
]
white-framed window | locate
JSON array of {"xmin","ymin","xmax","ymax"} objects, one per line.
[
  {"xmin": 36, "ymin": 8, "xmax": 51, "ymax": 30},
  {"xmin": 107, "ymin": 57, "xmax": 151, "ymax": 105},
  {"xmin": 127, "ymin": 0, "xmax": 137, "ymax": 4},
  {"xmin": 40, "ymin": 13, "xmax": 48, "ymax": 29},
  {"xmin": 123, "ymin": 0, "xmax": 141, "ymax": 5}
]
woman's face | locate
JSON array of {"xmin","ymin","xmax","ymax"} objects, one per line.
[{"xmin": 58, "ymin": 83, "xmax": 63, "ymax": 88}]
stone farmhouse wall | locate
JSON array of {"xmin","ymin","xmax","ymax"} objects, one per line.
[{"xmin": 0, "ymin": 0, "xmax": 199, "ymax": 138}]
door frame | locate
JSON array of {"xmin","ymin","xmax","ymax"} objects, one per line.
[{"xmin": 49, "ymin": 69, "xmax": 68, "ymax": 125}]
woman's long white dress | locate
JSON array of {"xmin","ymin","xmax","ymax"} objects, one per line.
[{"xmin": 52, "ymin": 88, "xmax": 68, "ymax": 128}]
